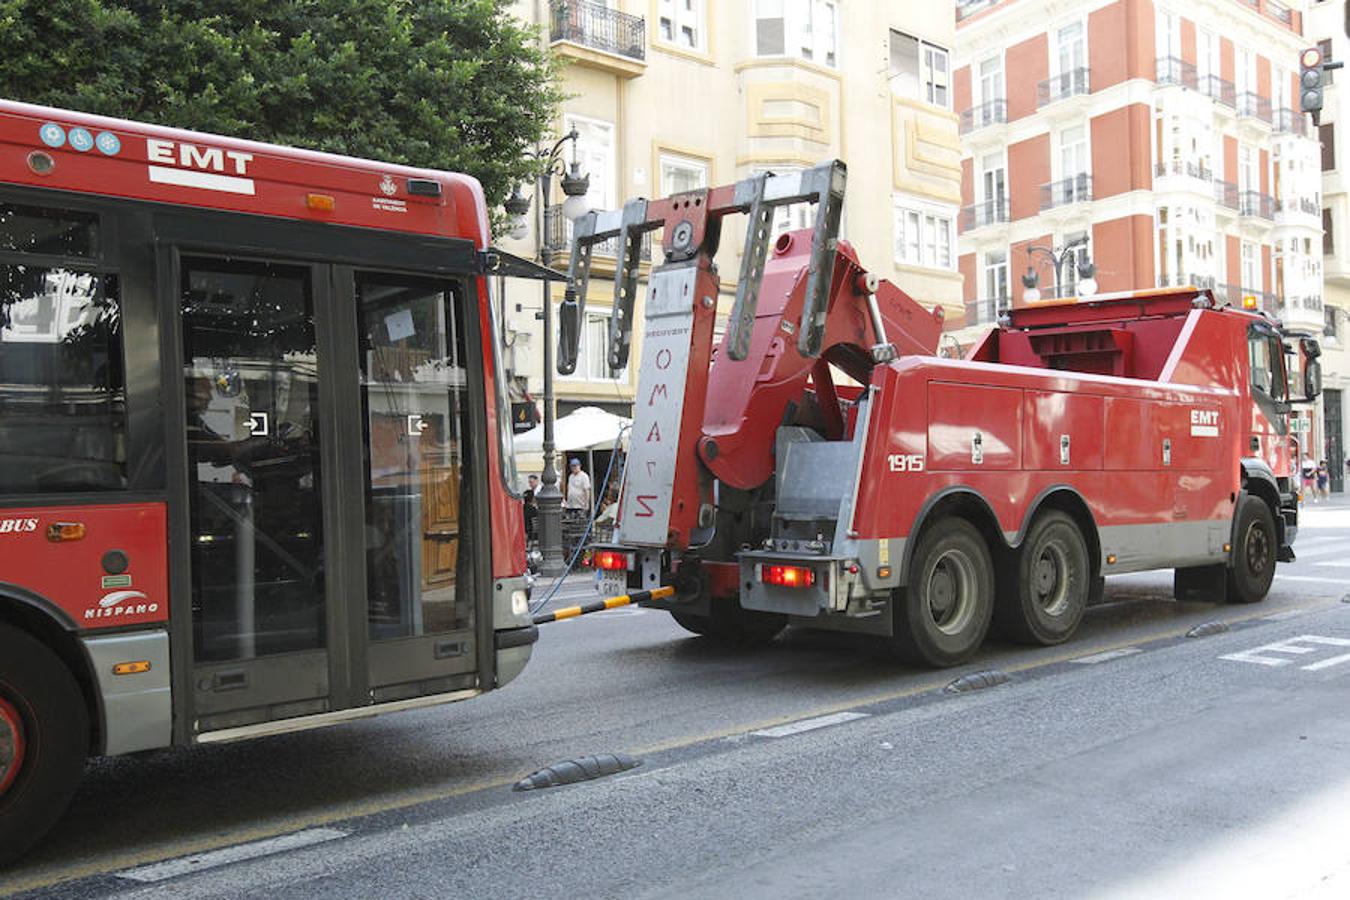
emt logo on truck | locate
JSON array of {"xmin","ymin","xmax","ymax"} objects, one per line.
[
  {"xmin": 1190, "ymin": 409, "xmax": 1220, "ymax": 437},
  {"xmin": 145, "ymin": 138, "xmax": 256, "ymax": 196}
]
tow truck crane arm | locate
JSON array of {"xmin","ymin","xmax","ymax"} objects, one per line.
[{"xmin": 557, "ymin": 162, "xmax": 942, "ymax": 551}]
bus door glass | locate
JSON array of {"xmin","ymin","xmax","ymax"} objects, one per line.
[
  {"xmin": 355, "ymin": 272, "xmax": 478, "ymax": 693},
  {"xmin": 180, "ymin": 257, "xmax": 330, "ymax": 719}
]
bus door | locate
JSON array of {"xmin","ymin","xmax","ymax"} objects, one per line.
[{"xmin": 164, "ymin": 226, "xmax": 490, "ymax": 734}]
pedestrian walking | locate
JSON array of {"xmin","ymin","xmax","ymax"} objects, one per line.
[
  {"xmin": 1302, "ymin": 456, "xmax": 1317, "ymax": 502},
  {"xmin": 565, "ymin": 457, "xmax": 592, "ymax": 512},
  {"xmin": 1316, "ymin": 459, "xmax": 1330, "ymax": 500}
]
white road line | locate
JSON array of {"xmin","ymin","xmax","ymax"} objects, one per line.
[
  {"xmin": 1312, "ymin": 560, "xmax": 1350, "ymax": 568},
  {"xmin": 1264, "ymin": 609, "xmax": 1315, "ymax": 621},
  {"xmin": 752, "ymin": 711, "xmax": 869, "ymax": 738},
  {"xmin": 116, "ymin": 828, "xmax": 348, "ymax": 883},
  {"xmin": 1276, "ymin": 574, "xmax": 1350, "ymax": 585},
  {"xmin": 1069, "ymin": 647, "xmax": 1142, "ymax": 665}
]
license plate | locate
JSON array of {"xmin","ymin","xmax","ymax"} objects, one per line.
[{"xmin": 598, "ymin": 569, "xmax": 628, "ymax": 598}]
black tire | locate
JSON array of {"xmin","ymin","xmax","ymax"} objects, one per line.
[
  {"xmin": 1226, "ymin": 495, "xmax": 1277, "ymax": 604},
  {"xmin": 0, "ymin": 624, "xmax": 89, "ymax": 867},
  {"xmin": 995, "ymin": 510, "xmax": 1090, "ymax": 645},
  {"xmin": 670, "ymin": 602, "xmax": 786, "ymax": 646},
  {"xmin": 891, "ymin": 518, "xmax": 995, "ymax": 667}
]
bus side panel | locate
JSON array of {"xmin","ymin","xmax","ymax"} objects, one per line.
[{"xmin": 0, "ymin": 502, "xmax": 168, "ymax": 629}]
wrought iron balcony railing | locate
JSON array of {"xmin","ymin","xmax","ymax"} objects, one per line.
[
  {"xmin": 1203, "ymin": 75, "xmax": 1237, "ymax": 108},
  {"xmin": 1157, "ymin": 273, "xmax": 1217, "ymax": 290},
  {"xmin": 1214, "ymin": 180, "xmax": 1239, "ymax": 210},
  {"xmin": 1275, "ymin": 195, "xmax": 1320, "ymax": 216},
  {"xmin": 1239, "ymin": 190, "xmax": 1274, "ymax": 219},
  {"xmin": 1154, "ymin": 160, "xmax": 1212, "ymax": 181},
  {"xmin": 1037, "ymin": 67, "xmax": 1090, "ymax": 107},
  {"xmin": 960, "ymin": 99, "xmax": 1007, "ymax": 134},
  {"xmin": 1273, "ymin": 108, "xmax": 1308, "ymax": 136},
  {"xmin": 1155, "ymin": 56, "xmax": 1198, "ymax": 89},
  {"xmin": 1218, "ymin": 283, "xmax": 1275, "ymax": 309},
  {"xmin": 1237, "ymin": 91, "xmax": 1272, "ymax": 123},
  {"xmin": 959, "ymin": 198, "xmax": 1010, "ymax": 231},
  {"xmin": 1040, "ymin": 174, "xmax": 1092, "ymax": 210},
  {"xmin": 550, "ymin": 0, "xmax": 646, "ymax": 61},
  {"xmin": 544, "ymin": 204, "xmax": 653, "ymax": 260},
  {"xmin": 965, "ymin": 296, "xmax": 1008, "ymax": 326}
]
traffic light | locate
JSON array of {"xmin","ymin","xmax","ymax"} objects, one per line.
[{"xmin": 1301, "ymin": 46, "xmax": 1325, "ymax": 120}]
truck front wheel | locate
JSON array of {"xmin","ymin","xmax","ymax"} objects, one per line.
[
  {"xmin": 0, "ymin": 623, "xmax": 89, "ymax": 867},
  {"xmin": 996, "ymin": 511, "xmax": 1090, "ymax": 645},
  {"xmin": 670, "ymin": 603, "xmax": 786, "ymax": 646},
  {"xmin": 890, "ymin": 518, "xmax": 994, "ymax": 667},
  {"xmin": 1227, "ymin": 496, "xmax": 1277, "ymax": 604}
]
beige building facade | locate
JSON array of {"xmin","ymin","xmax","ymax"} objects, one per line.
[{"xmin": 499, "ymin": 0, "xmax": 963, "ymax": 477}]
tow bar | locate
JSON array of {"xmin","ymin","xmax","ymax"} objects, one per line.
[{"xmin": 532, "ymin": 585, "xmax": 676, "ymax": 625}]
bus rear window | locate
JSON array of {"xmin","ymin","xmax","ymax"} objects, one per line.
[
  {"xmin": 0, "ymin": 266, "xmax": 126, "ymax": 494},
  {"xmin": 0, "ymin": 203, "xmax": 100, "ymax": 257}
]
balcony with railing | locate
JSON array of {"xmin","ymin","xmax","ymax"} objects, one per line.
[
  {"xmin": 1040, "ymin": 174, "xmax": 1092, "ymax": 210},
  {"xmin": 956, "ymin": 0, "xmax": 1003, "ymax": 22},
  {"xmin": 1272, "ymin": 108, "xmax": 1309, "ymax": 136},
  {"xmin": 1037, "ymin": 68, "xmax": 1090, "ymax": 108},
  {"xmin": 1157, "ymin": 273, "xmax": 1218, "ymax": 290},
  {"xmin": 1155, "ymin": 57, "xmax": 1199, "ymax": 90},
  {"xmin": 1214, "ymin": 180, "xmax": 1239, "ymax": 210},
  {"xmin": 549, "ymin": 0, "xmax": 646, "ymax": 74},
  {"xmin": 1154, "ymin": 159, "xmax": 1213, "ymax": 182},
  {"xmin": 1218, "ymin": 283, "xmax": 1275, "ymax": 310},
  {"xmin": 1274, "ymin": 195, "xmax": 1320, "ymax": 218},
  {"xmin": 1239, "ymin": 190, "xmax": 1274, "ymax": 219},
  {"xmin": 960, "ymin": 99, "xmax": 1007, "ymax": 135},
  {"xmin": 965, "ymin": 296, "xmax": 1007, "ymax": 327},
  {"xmin": 544, "ymin": 204, "xmax": 652, "ymax": 260},
  {"xmin": 960, "ymin": 198, "xmax": 1010, "ymax": 231},
  {"xmin": 1203, "ymin": 75, "xmax": 1237, "ymax": 108},
  {"xmin": 1237, "ymin": 92, "xmax": 1273, "ymax": 124}
]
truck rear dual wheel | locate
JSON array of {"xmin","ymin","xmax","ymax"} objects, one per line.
[
  {"xmin": 1226, "ymin": 496, "xmax": 1277, "ymax": 605},
  {"xmin": 891, "ymin": 518, "xmax": 994, "ymax": 668},
  {"xmin": 0, "ymin": 624, "xmax": 89, "ymax": 867},
  {"xmin": 670, "ymin": 603, "xmax": 787, "ymax": 646},
  {"xmin": 995, "ymin": 511, "xmax": 1090, "ymax": 646}
]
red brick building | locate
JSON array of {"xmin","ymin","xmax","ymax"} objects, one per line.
[{"xmin": 954, "ymin": 0, "xmax": 1324, "ymax": 338}]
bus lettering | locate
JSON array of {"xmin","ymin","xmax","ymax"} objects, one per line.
[{"xmin": 146, "ymin": 138, "xmax": 253, "ymax": 175}]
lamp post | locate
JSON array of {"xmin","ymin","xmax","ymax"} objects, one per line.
[
  {"xmin": 508, "ymin": 129, "xmax": 591, "ymax": 576},
  {"xmin": 1021, "ymin": 237, "xmax": 1097, "ymax": 302}
]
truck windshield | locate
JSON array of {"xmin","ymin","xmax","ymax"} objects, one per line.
[{"xmin": 1248, "ymin": 332, "xmax": 1287, "ymax": 401}]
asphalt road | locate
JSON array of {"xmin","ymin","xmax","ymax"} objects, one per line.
[{"xmin": 3, "ymin": 500, "xmax": 1349, "ymax": 898}]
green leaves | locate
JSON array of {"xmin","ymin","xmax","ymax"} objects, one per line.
[{"xmin": 0, "ymin": 0, "xmax": 563, "ymax": 227}]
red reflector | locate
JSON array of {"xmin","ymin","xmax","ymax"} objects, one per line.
[
  {"xmin": 593, "ymin": 550, "xmax": 630, "ymax": 571},
  {"xmin": 761, "ymin": 565, "xmax": 815, "ymax": 588}
]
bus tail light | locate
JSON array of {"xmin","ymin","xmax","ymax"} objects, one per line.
[
  {"xmin": 46, "ymin": 522, "xmax": 85, "ymax": 542},
  {"xmin": 593, "ymin": 550, "xmax": 633, "ymax": 571},
  {"xmin": 761, "ymin": 564, "xmax": 815, "ymax": 588}
]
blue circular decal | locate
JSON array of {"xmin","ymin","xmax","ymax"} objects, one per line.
[
  {"xmin": 39, "ymin": 123, "xmax": 65, "ymax": 148},
  {"xmin": 68, "ymin": 127, "xmax": 94, "ymax": 152},
  {"xmin": 95, "ymin": 131, "xmax": 121, "ymax": 156}
]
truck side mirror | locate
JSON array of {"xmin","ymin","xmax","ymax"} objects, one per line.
[
  {"xmin": 1301, "ymin": 336, "xmax": 1322, "ymax": 360},
  {"xmin": 1304, "ymin": 358, "xmax": 1322, "ymax": 401}
]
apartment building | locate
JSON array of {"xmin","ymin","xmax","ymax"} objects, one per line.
[
  {"xmin": 1306, "ymin": 0, "xmax": 1346, "ymax": 491},
  {"xmin": 954, "ymin": 0, "xmax": 1323, "ymax": 350},
  {"xmin": 498, "ymin": 0, "xmax": 964, "ymax": 474}
]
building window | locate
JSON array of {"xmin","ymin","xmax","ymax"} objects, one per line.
[
  {"xmin": 566, "ymin": 312, "xmax": 622, "ymax": 382},
  {"xmin": 1325, "ymin": 208, "xmax": 1335, "ymax": 255},
  {"xmin": 658, "ymin": 0, "xmax": 706, "ymax": 52},
  {"xmin": 1059, "ymin": 124, "xmax": 1088, "ymax": 180},
  {"xmin": 1062, "ymin": 231, "xmax": 1090, "ymax": 296},
  {"xmin": 1319, "ymin": 38, "xmax": 1335, "ymax": 84},
  {"xmin": 659, "ymin": 152, "xmax": 709, "ymax": 195},
  {"xmin": 754, "ymin": 1, "xmax": 837, "ymax": 66},
  {"xmin": 1322, "ymin": 124, "xmax": 1336, "ymax": 172},
  {"xmin": 1326, "ymin": 308, "xmax": 1339, "ymax": 340},
  {"xmin": 978, "ymin": 54, "xmax": 1004, "ymax": 104},
  {"xmin": 983, "ymin": 250, "xmax": 1008, "ymax": 301},
  {"xmin": 1240, "ymin": 240, "xmax": 1260, "ymax": 292},
  {"xmin": 893, "ymin": 198, "xmax": 954, "ymax": 270},
  {"xmin": 1054, "ymin": 21, "xmax": 1085, "ymax": 75},
  {"xmin": 890, "ymin": 30, "xmax": 949, "ymax": 108}
]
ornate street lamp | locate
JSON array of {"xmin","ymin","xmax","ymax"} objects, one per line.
[{"xmin": 1021, "ymin": 236, "xmax": 1097, "ymax": 302}]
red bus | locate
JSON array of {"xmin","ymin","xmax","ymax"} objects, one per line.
[{"xmin": 0, "ymin": 100, "xmax": 536, "ymax": 861}]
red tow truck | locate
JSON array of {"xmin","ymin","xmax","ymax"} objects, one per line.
[{"xmin": 563, "ymin": 162, "xmax": 1322, "ymax": 667}]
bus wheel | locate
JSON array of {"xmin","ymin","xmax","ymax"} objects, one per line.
[
  {"xmin": 0, "ymin": 624, "xmax": 89, "ymax": 867},
  {"xmin": 1226, "ymin": 496, "xmax": 1277, "ymax": 604},
  {"xmin": 670, "ymin": 603, "xmax": 786, "ymax": 646},
  {"xmin": 996, "ymin": 511, "xmax": 1090, "ymax": 646},
  {"xmin": 891, "ymin": 518, "xmax": 994, "ymax": 667}
]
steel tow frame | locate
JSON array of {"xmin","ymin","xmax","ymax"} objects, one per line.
[{"xmin": 531, "ymin": 585, "xmax": 676, "ymax": 625}]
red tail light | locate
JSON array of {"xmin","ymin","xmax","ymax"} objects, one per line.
[
  {"xmin": 593, "ymin": 550, "xmax": 632, "ymax": 571},
  {"xmin": 761, "ymin": 564, "xmax": 815, "ymax": 588}
]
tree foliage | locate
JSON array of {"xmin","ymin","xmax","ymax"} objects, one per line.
[{"xmin": 0, "ymin": 0, "xmax": 563, "ymax": 223}]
